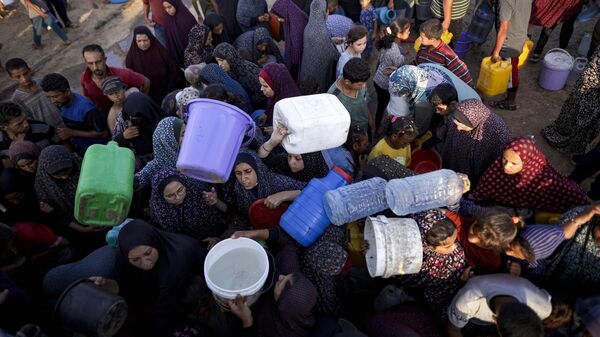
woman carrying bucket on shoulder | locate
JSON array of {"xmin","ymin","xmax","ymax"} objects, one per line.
[{"xmin": 227, "ymin": 228, "xmax": 318, "ymax": 337}]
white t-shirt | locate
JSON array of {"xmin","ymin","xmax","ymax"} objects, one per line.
[{"xmin": 448, "ymin": 274, "xmax": 552, "ymax": 328}]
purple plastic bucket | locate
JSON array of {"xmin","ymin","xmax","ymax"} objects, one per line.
[
  {"xmin": 177, "ymin": 99, "xmax": 255, "ymax": 183},
  {"xmin": 539, "ymin": 48, "xmax": 573, "ymax": 91}
]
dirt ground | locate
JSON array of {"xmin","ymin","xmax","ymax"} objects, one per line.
[{"xmin": 0, "ymin": 0, "xmax": 597, "ymax": 186}]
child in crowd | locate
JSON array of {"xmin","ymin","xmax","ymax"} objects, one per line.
[
  {"xmin": 373, "ymin": 17, "xmax": 411, "ymax": 129},
  {"xmin": 415, "ymin": 19, "xmax": 473, "ymax": 88},
  {"xmin": 343, "ymin": 124, "xmax": 371, "ymax": 174},
  {"xmin": 5, "ymin": 58, "xmax": 65, "ymax": 129},
  {"xmin": 359, "ymin": 0, "xmax": 377, "ymax": 58},
  {"xmin": 368, "ymin": 115, "xmax": 417, "ymax": 166},
  {"xmin": 328, "ymin": 57, "xmax": 373, "ymax": 134},
  {"xmin": 336, "ymin": 24, "xmax": 369, "ymax": 79}
]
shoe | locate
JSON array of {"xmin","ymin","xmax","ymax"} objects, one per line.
[
  {"xmin": 62, "ymin": 40, "xmax": 72, "ymax": 46},
  {"xmin": 530, "ymin": 53, "xmax": 541, "ymax": 63},
  {"xmin": 488, "ymin": 99, "xmax": 518, "ymax": 111}
]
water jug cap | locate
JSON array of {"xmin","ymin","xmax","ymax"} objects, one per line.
[{"xmin": 332, "ymin": 166, "xmax": 353, "ymax": 183}]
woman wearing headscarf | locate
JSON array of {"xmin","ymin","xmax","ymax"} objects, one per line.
[
  {"xmin": 271, "ymin": 0, "xmax": 309, "ymax": 79},
  {"xmin": 114, "ymin": 92, "xmax": 163, "ymax": 166},
  {"xmin": 199, "ymin": 63, "xmax": 253, "ymax": 113},
  {"xmin": 109, "ymin": 219, "xmax": 204, "ymax": 337},
  {"xmin": 388, "ymin": 64, "xmax": 453, "ymax": 134},
  {"xmin": 184, "ymin": 24, "xmax": 215, "ymax": 67},
  {"xmin": 125, "ymin": 26, "xmax": 182, "ymax": 104},
  {"xmin": 258, "ymin": 125, "xmax": 330, "ymax": 182},
  {"xmin": 34, "ymin": 145, "xmax": 105, "ymax": 255},
  {"xmin": 228, "ymin": 227, "xmax": 318, "ymax": 337},
  {"xmin": 34, "ymin": 145, "xmax": 80, "ymax": 226},
  {"xmin": 299, "ymin": 0, "xmax": 340, "ymax": 94},
  {"xmin": 204, "ymin": 12, "xmax": 232, "ymax": 46},
  {"xmin": 258, "ymin": 63, "xmax": 301, "ymax": 124},
  {"xmin": 8, "ymin": 140, "xmax": 41, "ymax": 180},
  {"xmin": 134, "ymin": 117, "xmax": 185, "ymax": 191},
  {"xmin": 150, "ymin": 167, "xmax": 226, "ymax": 240},
  {"xmin": 542, "ymin": 50, "xmax": 600, "ymax": 154},
  {"xmin": 236, "ymin": 0, "xmax": 269, "ymax": 32},
  {"xmin": 161, "ymin": 0, "xmax": 198, "ymax": 68},
  {"xmin": 437, "ymin": 99, "xmax": 512, "ymax": 187},
  {"xmin": 0, "ymin": 168, "xmax": 47, "ymax": 225},
  {"xmin": 473, "ymin": 137, "xmax": 590, "ymax": 213},
  {"xmin": 175, "ymin": 87, "xmax": 200, "ymax": 120},
  {"xmin": 208, "ymin": 151, "xmax": 305, "ymax": 215},
  {"xmin": 234, "ymin": 27, "xmax": 283, "ymax": 65},
  {"xmin": 326, "ymin": 14, "xmax": 355, "ymax": 53},
  {"xmin": 213, "ymin": 42, "xmax": 266, "ymax": 108}
]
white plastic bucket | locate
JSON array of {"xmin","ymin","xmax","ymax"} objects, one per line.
[
  {"xmin": 364, "ymin": 216, "xmax": 423, "ymax": 278},
  {"xmin": 204, "ymin": 238, "xmax": 269, "ymax": 307},
  {"xmin": 273, "ymin": 94, "xmax": 351, "ymax": 155}
]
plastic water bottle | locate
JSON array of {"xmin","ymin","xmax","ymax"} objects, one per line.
[
  {"xmin": 323, "ymin": 177, "xmax": 388, "ymax": 226},
  {"xmin": 105, "ymin": 218, "xmax": 133, "ymax": 247},
  {"xmin": 385, "ymin": 169, "xmax": 467, "ymax": 216}
]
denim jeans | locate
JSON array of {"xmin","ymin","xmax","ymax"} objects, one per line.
[
  {"xmin": 31, "ymin": 13, "xmax": 69, "ymax": 46},
  {"xmin": 153, "ymin": 22, "xmax": 167, "ymax": 48}
]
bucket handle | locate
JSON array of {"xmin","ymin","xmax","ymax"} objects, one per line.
[
  {"xmin": 240, "ymin": 111, "xmax": 257, "ymax": 147},
  {"xmin": 251, "ymin": 250, "xmax": 276, "ymax": 297}
]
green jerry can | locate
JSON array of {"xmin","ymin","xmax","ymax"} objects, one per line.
[{"xmin": 74, "ymin": 141, "xmax": 135, "ymax": 226}]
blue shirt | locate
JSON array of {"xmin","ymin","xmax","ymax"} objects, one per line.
[{"xmin": 60, "ymin": 93, "xmax": 108, "ymax": 153}]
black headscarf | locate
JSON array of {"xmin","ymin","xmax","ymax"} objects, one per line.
[
  {"xmin": 120, "ymin": 92, "xmax": 164, "ymax": 156},
  {"xmin": 0, "ymin": 168, "xmax": 44, "ymax": 225},
  {"xmin": 116, "ymin": 219, "xmax": 205, "ymax": 336},
  {"xmin": 204, "ymin": 12, "xmax": 231, "ymax": 46},
  {"xmin": 126, "ymin": 26, "xmax": 182, "ymax": 103},
  {"xmin": 34, "ymin": 145, "xmax": 81, "ymax": 219},
  {"xmin": 233, "ymin": 150, "xmax": 306, "ymax": 214}
]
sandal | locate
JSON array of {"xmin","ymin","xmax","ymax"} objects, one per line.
[
  {"xmin": 488, "ymin": 99, "xmax": 518, "ymax": 111},
  {"xmin": 530, "ymin": 53, "xmax": 541, "ymax": 63}
]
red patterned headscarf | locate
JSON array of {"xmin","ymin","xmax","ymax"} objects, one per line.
[{"xmin": 473, "ymin": 137, "xmax": 590, "ymax": 213}]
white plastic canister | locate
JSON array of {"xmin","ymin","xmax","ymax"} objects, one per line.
[
  {"xmin": 273, "ymin": 94, "xmax": 351, "ymax": 154},
  {"xmin": 364, "ymin": 216, "xmax": 423, "ymax": 278}
]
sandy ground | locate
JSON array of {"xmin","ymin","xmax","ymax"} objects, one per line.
[{"xmin": 0, "ymin": 0, "xmax": 597, "ymax": 186}]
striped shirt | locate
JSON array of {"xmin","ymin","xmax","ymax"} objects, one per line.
[
  {"xmin": 520, "ymin": 224, "xmax": 565, "ymax": 269},
  {"xmin": 430, "ymin": 0, "xmax": 470, "ymax": 20},
  {"xmin": 415, "ymin": 41, "xmax": 474, "ymax": 87}
]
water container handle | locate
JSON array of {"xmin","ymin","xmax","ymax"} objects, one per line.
[
  {"xmin": 250, "ymin": 250, "xmax": 276, "ymax": 297},
  {"xmin": 241, "ymin": 112, "xmax": 257, "ymax": 147}
]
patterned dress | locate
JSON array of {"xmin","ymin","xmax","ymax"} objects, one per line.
[
  {"xmin": 360, "ymin": 5, "xmax": 377, "ymax": 58},
  {"xmin": 394, "ymin": 210, "xmax": 468, "ymax": 321},
  {"xmin": 542, "ymin": 50, "xmax": 600, "ymax": 154}
]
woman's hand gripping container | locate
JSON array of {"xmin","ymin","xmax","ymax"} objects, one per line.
[
  {"xmin": 385, "ymin": 169, "xmax": 470, "ymax": 216},
  {"xmin": 280, "ymin": 167, "xmax": 352, "ymax": 247},
  {"xmin": 177, "ymin": 99, "xmax": 256, "ymax": 183},
  {"xmin": 476, "ymin": 57, "xmax": 512, "ymax": 97},
  {"xmin": 273, "ymin": 94, "xmax": 351, "ymax": 155},
  {"xmin": 74, "ymin": 141, "xmax": 134, "ymax": 226}
]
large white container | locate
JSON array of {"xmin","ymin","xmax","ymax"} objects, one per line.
[
  {"xmin": 204, "ymin": 238, "xmax": 269, "ymax": 309},
  {"xmin": 273, "ymin": 94, "xmax": 351, "ymax": 155},
  {"xmin": 364, "ymin": 216, "xmax": 423, "ymax": 278}
]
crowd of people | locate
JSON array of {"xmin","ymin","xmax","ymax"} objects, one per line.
[{"xmin": 1, "ymin": 0, "xmax": 600, "ymax": 336}]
